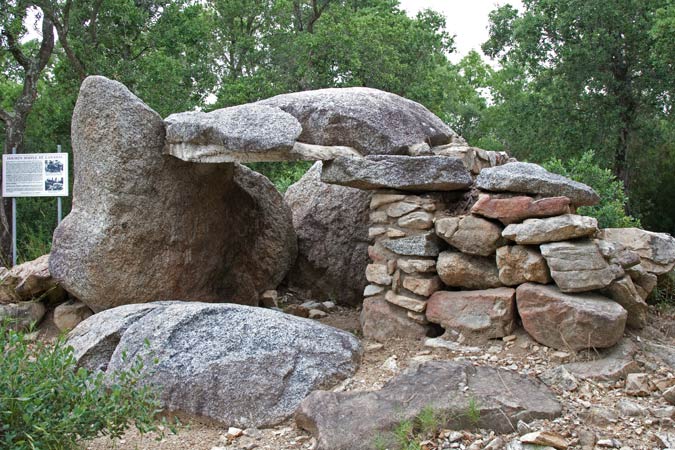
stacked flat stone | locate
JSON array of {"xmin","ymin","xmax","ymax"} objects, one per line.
[
  {"xmin": 323, "ymin": 145, "xmax": 511, "ymax": 342},
  {"xmin": 327, "ymin": 157, "xmax": 675, "ymax": 352}
]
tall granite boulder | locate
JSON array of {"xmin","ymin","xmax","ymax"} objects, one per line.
[
  {"xmin": 50, "ymin": 76, "xmax": 297, "ymax": 312},
  {"xmin": 257, "ymin": 87, "xmax": 458, "ymax": 154},
  {"xmin": 68, "ymin": 301, "xmax": 361, "ymax": 428},
  {"xmin": 284, "ymin": 162, "xmax": 371, "ymax": 305}
]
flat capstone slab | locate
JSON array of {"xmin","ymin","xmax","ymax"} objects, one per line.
[
  {"xmin": 476, "ymin": 162, "xmax": 600, "ymax": 206},
  {"xmin": 320, "ymin": 155, "xmax": 472, "ymax": 191}
]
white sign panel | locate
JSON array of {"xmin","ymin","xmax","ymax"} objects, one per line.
[{"xmin": 2, "ymin": 153, "xmax": 69, "ymax": 197}]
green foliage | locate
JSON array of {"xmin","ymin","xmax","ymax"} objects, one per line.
[
  {"xmin": 246, "ymin": 161, "xmax": 312, "ymax": 193},
  {"xmin": 479, "ymin": 0, "xmax": 675, "ymax": 232},
  {"xmin": 464, "ymin": 397, "xmax": 480, "ymax": 427},
  {"xmin": 0, "ymin": 324, "xmax": 173, "ymax": 449},
  {"xmin": 373, "ymin": 405, "xmax": 448, "ymax": 450},
  {"xmin": 543, "ymin": 151, "xmax": 640, "ymax": 229},
  {"xmin": 650, "ymin": 271, "xmax": 675, "ymax": 307}
]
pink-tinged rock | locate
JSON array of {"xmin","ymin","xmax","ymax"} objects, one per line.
[
  {"xmin": 496, "ymin": 245, "xmax": 552, "ymax": 286},
  {"xmin": 516, "ymin": 283, "xmax": 627, "ymax": 351},
  {"xmin": 426, "ymin": 288, "xmax": 516, "ymax": 341},
  {"xmin": 471, "ymin": 194, "xmax": 571, "ymax": 225},
  {"xmin": 360, "ymin": 296, "xmax": 429, "ymax": 342},
  {"xmin": 435, "ymin": 215, "xmax": 505, "ymax": 257},
  {"xmin": 601, "ymin": 276, "xmax": 648, "ymax": 329},
  {"xmin": 436, "ymin": 251, "xmax": 502, "ymax": 289},
  {"xmin": 402, "ymin": 275, "xmax": 443, "ymax": 297}
]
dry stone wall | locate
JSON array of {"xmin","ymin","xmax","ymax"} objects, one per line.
[{"xmin": 322, "ymin": 144, "xmax": 675, "ymax": 352}]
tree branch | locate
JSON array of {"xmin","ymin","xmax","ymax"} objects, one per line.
[
  {"xmin": 2, "ymin": 29, "xmax": 30, "ymax": 69},
  {"xmin": 0, "ymin": 108, "xmax": 11, "ymax": 124},
  {"xmin": 36, "ymin": 16, "xmax": 55, "ymax": 72}
]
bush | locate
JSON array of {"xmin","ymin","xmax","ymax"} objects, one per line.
[
  {"xmin": 0, "ymin": 324, "xmax": 172, "ymax": 449},
  {"xmin": 247, "ymin": 161, "xmax": 312, "ymax": 193},
  {"xmin": 543, "ymin": 151, "xmax": 641, "ymax": 228}
]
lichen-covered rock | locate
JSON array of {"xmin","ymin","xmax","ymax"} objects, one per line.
[
  {"xmin": 0, "ymin": 301, "xmax": 45, "ymax": 331},
  {"xmin": 321, "ymin": 155, "xmax": 472, "ymax": 191},
  {"xmin": 381, "ymin": 232, "xmax": 442, "ymax": 257},
  {"xmin": 471, "ymin": 194, "xmax": 571, "ymax": 225},
  {"xmin": 164, "ymin": 104, "xmax": 302, "ymax": 162},
  {"xmin": 516, "ymin": 283, "xmax": 627, "ymax": 351},
  {"xmin": 435, "ymin": 215, "xmax": 505, "ymax": 257},
  {"xmin": 296, "ymin": 361, "xmax": 561, "ymax": 450},
  {"xmin": 436, "ymin": 251, "xmax": 502, "ymax": 289},
  {"xmin": 601, "ymin": 276, "xmax": 648, "ymax": 329},
  {"xmin": 360, "ymin": 296, "xmax": 430, "ymax": 341},
  {"xmin": 0, "ymin": 254, "xmax": 66, "ymax": 304},
  {"xmin": 540, "ymin": 240, "xmax": 623, "ymax": 293},
  {"xmin": 284, "ymin": 162, "xmax": 371, "ymax": 305},
  {"xmin": 476, "ymin": 162, "xmax": 600, "ymax": 206},
  {"xmin": 426, "ymin": 288, "xmax": 516, "ymax": 341},
  {"xmin": 50, "ymin": 76, "xmax": 296, "ymax": 311},
  {"xmin": 600, "ymin": 228, "xmax": 675, "ymax": 275},
  {"xmin": 68, "ymin": 301, "xmax": 361, "ymax": 428},
  {"xmin": 502, "ymin": 214, "xmax": 598, "ymax": 245},
  {"xmin": 257, "ymin": 87, "xmax": 458, "ymax": 154},
  {"xmin": 496, "ymin": 245, "xmax": 552, "ymax": 286},
  {"xmin": 53, "ymin": 300, "xmax": 94, "ymax": 332}
]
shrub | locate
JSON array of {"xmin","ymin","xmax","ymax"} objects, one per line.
[
  {"xmin": 543, "ymin": 150, "xmax": 641, "ymax": 229},
  {"xmin": 246, "ymin": 161, "xmax": 312, "ymax": 193},
  {"xmin": 0, "ymin": 324, "xmax": 172, "ymax": 449}
]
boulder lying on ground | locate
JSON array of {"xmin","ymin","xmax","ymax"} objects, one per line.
[
  {"xmin": 0, "ymin": 254, "xmax": 66, "ymax": 304},
  {"xmin": 516, "ymin": 283, "xmax": 627, "ymax": 351},
  {"xmin": 50, "ymin": 76, "xmax": 296, "ymax": 311},
  {"xmin": 296, "ymin": 360, "xmax": 561, "ymax": 450},
  {"xmin": 68, "ymin": 301, "xmax": 361, "ymax": 428}
]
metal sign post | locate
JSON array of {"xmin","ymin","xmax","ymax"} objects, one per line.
[
  {"xmin": 11, "ymin": 147, "xmax": 16, "ymax": 267},
  {"xmin": 57, "ymin": 145, "xmax": 63, "ymax": 225}
]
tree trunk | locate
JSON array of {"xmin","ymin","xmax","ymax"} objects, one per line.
[{"xmin": 0, "ymin": 115, "xmax": 27, "ymax": 267}]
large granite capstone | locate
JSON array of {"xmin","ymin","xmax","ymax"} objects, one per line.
[
  {"xmin": 321, "ymin": 155, "xmax": 472, "ymax": 191},
  {"xmin": 68, "ymin": 301, "xmax": 361, "ymax": 428},
  {"xmin": 476, "ymin": 162, "xmax": 600, "ymax": 206},
  {"xmin": 50, "ymin": 76, "xmax": 297, "ymax": 311},
  {"xmin": 257, "ymin": 87, "xmax": 457, "ymax": 154}
]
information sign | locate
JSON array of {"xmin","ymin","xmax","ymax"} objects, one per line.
[{"xmin": 2, "ymin": 153, "xmax": 69, "ymax": 197}]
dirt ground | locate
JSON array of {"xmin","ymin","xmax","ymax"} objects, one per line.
[{"xmin": 72, "ymin": 302, "xmax": 675, "ymax": 450}]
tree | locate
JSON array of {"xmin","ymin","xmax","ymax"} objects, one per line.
[
  {"xmin": 0, "ymin": 3, "xmax": 55, "ymax": 264},
  {"xmin": 481, "ymin": 0, "xmax": 674, "ymax": 229}
]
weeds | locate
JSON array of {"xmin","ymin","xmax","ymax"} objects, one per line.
[{"xmin": 0, "ymin": 322, "xmax": 176, "ymax": 449}]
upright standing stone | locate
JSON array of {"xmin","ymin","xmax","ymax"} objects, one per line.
[
  {"xmin": 284, "ymin": 162, "xmax": 371, "ymax": 305},
  {"xmin": 50, "ymin": 76, "xmax": 297, "ymax": 312}
]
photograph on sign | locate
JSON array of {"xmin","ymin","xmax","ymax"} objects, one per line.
[{"xmin": 2, "ymin": 153, "xmax": 69, "ymax": 198}]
